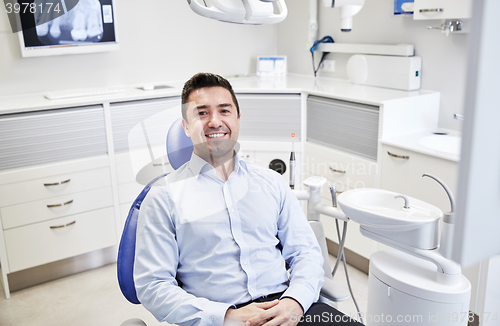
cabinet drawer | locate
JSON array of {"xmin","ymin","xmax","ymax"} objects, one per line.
[
  {"xmin": 305, "ymin": 142, "xmax": 377, "ymax": 193},
  {"xmin": 4, "ymin": 207, "xmax": 116, "ymax": 273},
  {"xmin": 0, "ymin": 167, "xmax": 111, "ymax": 207},
  {"xmin": 1, "ymin": 187, "xmax": 113, "ymax": 230}
]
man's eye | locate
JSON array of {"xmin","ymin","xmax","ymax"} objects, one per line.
[{"xmin": 198, "ymin": 111, "xmax": 207, "ymax": 116}]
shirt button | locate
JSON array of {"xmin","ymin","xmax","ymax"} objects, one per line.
[
  {"xmin": 231, "ymin": 209, "xmax": 235, "ymax": 213},
  {"xmin": 243, "ymin": 261, "xmax": 248, "ymax": 265}
]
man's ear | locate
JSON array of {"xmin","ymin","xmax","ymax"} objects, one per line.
[{"xmin": 181, "ymin": 118, "xmax": 190, "ymax": 137}]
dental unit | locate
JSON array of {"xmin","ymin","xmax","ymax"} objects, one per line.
[
  {"xmin": 289, "ymin": 140, "xmax": 471, "ymax": 325},
  {"xmin": 336, "ymin": 175, "xmax": 471, "ymax": 325}
]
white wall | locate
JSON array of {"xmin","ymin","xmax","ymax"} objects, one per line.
[
  {"xmin": 277, "ymin": 0, "xmax": 468, "ymax": 131},
  {"xmin": 0, "ymin": 1, "xmax": 277, "ymax": 96}
]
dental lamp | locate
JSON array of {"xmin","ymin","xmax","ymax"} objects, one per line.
[
  {"xmin": 323, "ymin": 0, "xmax": 365, "ymax": 32},
  {"xmin": 187, "ymin": 0, "xmax": 287, "ymax": 25}
]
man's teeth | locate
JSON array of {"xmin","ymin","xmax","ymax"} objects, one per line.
[{"xmin": 206, "ymin": 133, "xmax": 225, "ymax": 138}]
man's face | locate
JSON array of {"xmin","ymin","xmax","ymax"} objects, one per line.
[{"xmin": 182, "ymin": 86, "xmax": 240, "ymax": 162}]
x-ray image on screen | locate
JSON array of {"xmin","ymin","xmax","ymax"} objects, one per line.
[
  {"xmin": 17, "ymin": 0, "xmax": 118, "ymax": 57},
  {"xmin": 35, "ymin": 0, "xmax": 105, "ymax": 44}
]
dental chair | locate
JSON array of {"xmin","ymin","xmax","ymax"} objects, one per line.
[{"xmin": 117, "ymin": 118, "xmax": 349, "ymax": 325}]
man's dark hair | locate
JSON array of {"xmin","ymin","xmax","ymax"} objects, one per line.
[{"xmin": 181, "ymin": 73, "xmax": 240, "ymax": 121}]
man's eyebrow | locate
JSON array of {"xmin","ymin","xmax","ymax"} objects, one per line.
[
  {"xmin": 194, "ymin": 105, "xmax": 208, "ymax": 111},
  {"xmin": 193, "ymin": 103, "xmax": 232, "ymax": 111}
]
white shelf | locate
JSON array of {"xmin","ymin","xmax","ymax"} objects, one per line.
[{"xmin": 316, "ymin": 43, "xmax": 415, "ymax": 57}]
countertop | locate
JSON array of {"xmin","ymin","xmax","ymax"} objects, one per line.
[{"xmin": 0, "ymin": 74, "xmax": 436, "ymax": 114}]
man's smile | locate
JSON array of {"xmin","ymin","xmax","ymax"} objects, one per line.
[{"xmin": 205, "ymin": 132, "xmax": 228, "ymax": 139}]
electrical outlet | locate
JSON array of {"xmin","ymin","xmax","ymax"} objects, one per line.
[{"xmin": 320, "ymin": 59, "xmax": 335, "ymax": 73}]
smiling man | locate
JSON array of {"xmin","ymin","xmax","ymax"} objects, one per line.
[
  {"xmin": 134, "ymin": 73, "xmax": 363, "ymax": 326},
  {"xmin": 181, "ymin": 81, "xmax": 240, "ymax": 181}
]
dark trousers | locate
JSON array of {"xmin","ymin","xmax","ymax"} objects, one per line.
[{"xmin": 236, "ymin": 292, "xmax": 364, "ymax": 325}]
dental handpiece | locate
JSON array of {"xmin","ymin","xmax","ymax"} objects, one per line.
[
  {"xmin": 289, "ymin": 151, "xmax": 295, "ymax": 189},
  {"xmin": 330, "ymin": 186, "xmax": 337, "ymax": 208}
]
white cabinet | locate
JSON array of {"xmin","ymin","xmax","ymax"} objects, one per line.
[
  {"xmin": 0, "ymin": 156, "xmax": 117, "ymax": 298},
  {"xmin": 0, "ymin": 105, "xmax": 116, "ymax": 299},
  {"xmin": 413, "ymin": 0, "xmax": 472, "ymax": 20},
  {"xmin": 305, "ymin": 95, "xmax": 380, "ymax": 259},
  {"xmin": 379, "ymin": 144, "xmax": 458, "ymax": 213}
]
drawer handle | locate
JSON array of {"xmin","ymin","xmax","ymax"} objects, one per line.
[
  {"xmin": 329, "ymin": 167, "xmax": 346, "ymax": 174},
  {"xmin": 44, "ymin": 179, "xmax": 71, "ymax": 187},
  {"xmin": 419, "ymin": 8, "xmax": 443, "ymax": 13},
  {"xmin": 47, "ymin": 199, "xmax": 74, "ymax": 208},
  {"xmin": 387, "ymin": 151, "xmax": 410, "ymax": 159},
  {"xmin": 153, "ymin": 162, "xmax": 170, "ymax": 167},
  {"xmin": 50, "ymin": 220, "xmax": 76, "ymax": 229}
]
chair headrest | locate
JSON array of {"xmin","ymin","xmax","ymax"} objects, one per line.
[{"xmin": 167, "ymin": 118, "xmax": 194, "ymax": 170}]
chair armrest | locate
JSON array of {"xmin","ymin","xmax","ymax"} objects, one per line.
[{"xmin": 320, "ymin": 277, "xmax": 350, "ymax": 302}]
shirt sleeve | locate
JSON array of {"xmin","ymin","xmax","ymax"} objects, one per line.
[
  {"xmin": 134, "ymin": 186, "xmax": 232, "ymax": 326},
  {"xmin": 275, "ymin": 178, "xmax": 325, "ymax": 313}
]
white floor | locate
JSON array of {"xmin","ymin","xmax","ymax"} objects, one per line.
[{"xmin": 0, "ymin": 255, "xmax": 368, "ymax": 326}]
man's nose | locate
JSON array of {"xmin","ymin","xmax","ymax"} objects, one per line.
[{"xmin": 208, "ymin": 113, "xmax": 222, "ymax": 128}]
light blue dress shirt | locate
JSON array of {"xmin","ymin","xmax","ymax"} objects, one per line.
[{"xmin": 134, "ymin": 153, "xmax": 324, "ymax": 326}]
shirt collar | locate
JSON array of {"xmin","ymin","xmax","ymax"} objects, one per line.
[{"xmin": 187, "ymin": 151, "xmax": 246, "ymax": 180}]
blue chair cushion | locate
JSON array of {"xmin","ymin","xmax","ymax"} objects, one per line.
[
  {"xmin": 117, "ymin": 173, "xmax": 168, "ymax": 304},
  {"xmin": 166, "ymin": 118, "xmax": 194, "ymax": 170}
]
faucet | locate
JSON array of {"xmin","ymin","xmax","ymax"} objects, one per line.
[
  {"xmin": 394, "ymin": 195, "xmax": 410, "ymax": 209},
  {"xmin": 453, "ymin": 113, "xmax": 464, "ymax": 120}
]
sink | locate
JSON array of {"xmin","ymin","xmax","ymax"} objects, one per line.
[
  {"xmin": 419, "ymin": 135, "xmax": 461, "ymax": 155},
  {"xmin": 337, "ymin": 188, "xmax": 442, "ymax": 249}
]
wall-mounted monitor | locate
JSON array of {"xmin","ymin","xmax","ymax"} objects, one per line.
[{"xmin": 16, "ymin": 0, "xmax": 119, "ymax": 57}]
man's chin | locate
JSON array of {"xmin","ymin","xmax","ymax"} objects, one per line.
[{"xmin": 193, "ymin": 140, "xmax": 239, "ymax": 163}]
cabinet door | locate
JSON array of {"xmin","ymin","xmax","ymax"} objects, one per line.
[
  {"xmin": 380, "ymin": 144, "xmax": 458, "ymax": 213},
  {"xmin": 110, "ymin": 97, "xmax": 181, "ymax": 153},
  {"xmin": 237, "ymin": 94, "xmax": 301, "ymax": 142},
  {"xmin": 0, "ymin": 105, "xmax": 107, "ymax": 171},
  {"xmin": 307, "ymin": 96, "xmax": 379, "ymax": 161},
  {"xmin": 413, "ymin": 0, "xmax": 472, "ymax": 20}
]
